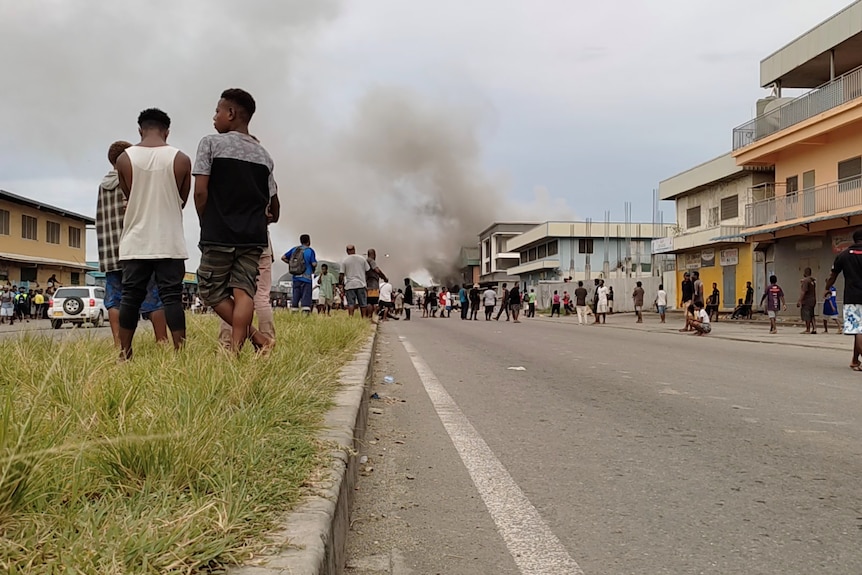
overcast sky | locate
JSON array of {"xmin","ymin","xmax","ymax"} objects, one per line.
[{"xmin": 0, "ymin": 0, "xmax": 852, "ymax": 277}]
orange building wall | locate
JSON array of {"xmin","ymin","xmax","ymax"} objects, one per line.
[{"xmin": 774, "ymin": 121, "xmax": 862, "ymax": 191}]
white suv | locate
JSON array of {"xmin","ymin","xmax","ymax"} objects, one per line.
[{"xmin": 49, "ymin": 286, "xmax": 108, "ymax": 329}]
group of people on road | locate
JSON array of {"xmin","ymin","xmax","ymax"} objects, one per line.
[{"xmin": 0, "ymin": 275, "xmax": 61, "ymax": 325}]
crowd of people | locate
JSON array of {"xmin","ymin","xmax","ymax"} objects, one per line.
[{"xmin": 0, "ymin": 274, "xmax": 62, "ymax": 325}]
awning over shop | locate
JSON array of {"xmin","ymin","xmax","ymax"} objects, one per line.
[{"xmin": 0, "ymin": 252, "xmax": 95, "ymax": 270}]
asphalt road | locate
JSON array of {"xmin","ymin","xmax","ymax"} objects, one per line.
[{"xmin": 346, "ymin": 314, "xmax": 862, "ymax": 575}]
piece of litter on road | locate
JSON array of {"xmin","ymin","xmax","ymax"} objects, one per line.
[
  {"xmin": 507, "ymin": 366, "xmax": 527, "ymax": 371},
  {"xmin": 406, "ymin": 474, "xmax": 415, "ymax": 480},
  {"xmin": 370, "ymin": 408, "xmax": 384, "ymax": 415},
  {"xmin": 394, "ymin": 440, "xmax": 405, "ymax": 444},
  {"xmin": 383, "ymin": 376, "xmax": 395, "ymax": 384},
  {"xmin": 359, "ymin": 455, "xmax": 368, "ymax": 464},
  {"xmin": 370, "ymin": 392, "xmax": 380, "ymax": 400}
]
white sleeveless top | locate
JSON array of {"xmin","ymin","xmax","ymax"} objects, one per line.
[{"xmin": 119, "ymin": 145, "xmax": 188, "ymax": 260}]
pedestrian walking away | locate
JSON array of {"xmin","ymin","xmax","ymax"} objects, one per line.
[
  {"xmin": 403, "ymin": 278, "xmax": 414, "ymax": 321},
  {"xmin": 743, "ymin": 281, "xmax": 755, "ymax": 319},
  {"xmin": 339, "ymin": 245, "xmax": 370, "ymax": 317},
  {"xmin": 633, "ymin": 281, "xmax": 645, "ymax": 323},
  {"xmin": 509, "ymin": 284, "xmax": 522, "ymax": 323},
  {"xmin": 824, "ymin": 228, "xmax": 862, "ymax": 370},
  {"xmin": 117, "ymin": 107, "xmax": 191, "ymax": 360},
  {"xmin": 798, "ymin": 267, "xmax": 817, "ymax": 334},
  {"xmin": 655, "ymin": 284, "xmax": 668, "ymax": 323},
  {"xmin": 365, "ymin": 249, "xmax": 388, "ymax": 319},
  {"xmin": 760, "ymin": 275, "xmax": 786, "ymax": 334},
  {"xmin": 706, "ymin": 283, "xmax": 720, "ymax": 321},
  {"xmin": 495, "ymin": 283, "xmax": 510, "ymax": 321},
  {"xmin": 469, "ymin": 284, "xmax": 481, "ymax": 320},
  {"xmin": 822, "ymin": 284, "xmax": 841, "ymax": 333}
]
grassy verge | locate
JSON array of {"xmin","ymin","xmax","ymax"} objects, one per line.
[{"xmin": 0, "ymin": 312, "xmax": 371, "ymax": 574}]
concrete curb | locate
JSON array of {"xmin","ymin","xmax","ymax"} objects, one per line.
[{"xmin": 230, "ymin": 328, "xmax": 377, "ymax": 575}]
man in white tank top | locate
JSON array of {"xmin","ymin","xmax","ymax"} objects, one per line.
[{"xmin": 115, "ymin": 108, "xmax": 192, "ymax": 360}]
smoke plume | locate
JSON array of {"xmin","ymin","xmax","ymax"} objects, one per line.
[{"xmin": 0, "ymin": 1, "xmax": 572, "ymax": 284}]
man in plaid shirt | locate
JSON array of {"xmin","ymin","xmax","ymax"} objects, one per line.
[{"xmin": 96, "ymin": 140, "xmax": 168, "ymax": 346}]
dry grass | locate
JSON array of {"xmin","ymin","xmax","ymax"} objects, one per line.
[{"xmin": 0, "ymin": 312, "xmax": 371, "ymax": 574}]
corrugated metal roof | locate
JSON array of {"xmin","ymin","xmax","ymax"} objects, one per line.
[{"xmin": 0, "ymin": 189, "xmax": 95, "ymax": 224}]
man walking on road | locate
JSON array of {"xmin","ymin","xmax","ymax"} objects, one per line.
[
  {"xmin": 744, "ymin": 281, "xmax": 755, "ymax": 319},
  {"xmin": 574, "ymin": 281, "xmax": 589, "ymax": 325},
  {"xmin": 760, "ymin": 275, "xmax": 786, "ymax": 334},
  {"xmin": 495, "ymin": 283, "xmax": 510, "ymax": 321},
  {"xmin": 469, "ymin": 284, "xmax": 480, "ymax": 320},
  {"xmin": 633, "ymin": 281, "xmax": 645, "ymax": 323},
  {"xmin": 655, "ymin": 284, "xmax": 668, "ymax": 323},
  {"xmin": 509, "ymin": 284, "xmax": 522, "ymax": 323},
  {"xmin": 283, "ymin": 235, "xmax": 317, "ymax": 314},
  {"xmin": 365, "ymin": 249, "xmax": 388, "ymax": 319},
  {"xmin": 824, "ymin": 229, "xmax": 862, "ymax": 370},
  {"xmin": 798, "ymin": 267, "xmax": 817, "ymax": 334},
  {"xmin": 340, "ymin": 245, "xmax": 370, "ymax": 317}
]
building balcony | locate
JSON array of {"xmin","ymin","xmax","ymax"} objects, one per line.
[
  {"xmin": 672, "ymin": 225, "xmax": 746, "ymax": 251},
  {"xmin": 744, "ymin": 177, "xmax": 862, "ymax": 229},
  {"xmin": 733, "ymin": 65, "xmax": 862, "ymax": 151}
]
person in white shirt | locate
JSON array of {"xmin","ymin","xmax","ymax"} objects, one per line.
[
  {"xmin": 378, "ymin": 280, "xmax": 396, "ymax": 321},
  {"xmin": 655, "ymin": 284, "xmax": 668, "ymax": 324},
  {"xmin": 482, "ymin": 287, "xmax": 497, "ymax": 321},
  {"xmin": 690, "ymin": 300, "xmax": 711, "ymax": 335}
]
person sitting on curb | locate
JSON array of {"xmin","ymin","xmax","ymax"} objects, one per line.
[{"xmin": 690, "ymin": 301, "xmax": 711, "ymax": 336}]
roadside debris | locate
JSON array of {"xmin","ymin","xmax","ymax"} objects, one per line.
[{"xmin": 507, "ymin": 366, "xmax": 527, "ymax": 371}]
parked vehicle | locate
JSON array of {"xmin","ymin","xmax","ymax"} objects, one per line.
[{"xmin": 49, "ymin": 286, "xmax": 108, "ymax": 329}]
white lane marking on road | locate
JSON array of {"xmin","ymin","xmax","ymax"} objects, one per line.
[{"xmin": 401, "ymin": 338, "xmax": 584, "ymax": 575}]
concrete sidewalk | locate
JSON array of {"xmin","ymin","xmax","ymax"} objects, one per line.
[{"xmin": 532, "ymin": 310, "xmax": 850, "ymax": 352}]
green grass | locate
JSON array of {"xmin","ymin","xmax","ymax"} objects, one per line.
[{"xmin": 0, "ymin": 312, "xmax": 371, "ymax": 574}]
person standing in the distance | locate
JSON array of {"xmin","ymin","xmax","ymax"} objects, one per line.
[
  {"xmin": 482, "ymin": 285, "xmax": 496, "ymax": 321},
  {"xmin": 508, "ymin": 283, "xmax": 522, "ymax": 323},
  {"xmin": 527, "ymin": 288, "xmax": 537, "ymax": 318},
  {"xmin": 679, "ymin": 272, "xmax": 694, "ymax": 331},
  {"xmin": 632, "ymin": 281, "xmax": 645, "ymax": 323},
  {"xmin": 282, "ymin": 234, "xmax": 317, "ymax": 314},
  {"xmin": 495, "ymin": 283, "xmax": 510, "ymax": 321},
  {"xmin": 607, "ymin": 286, "xmax": 615, "ymax": 314},
  {"xmin": 193, "ymin": 88, "xmax": 276, "ymax": 353},
  {"xmin": 339, "ymin": 245, "xmax": 370, "ymax": 317},
  {"xmin": 469, "ymin": 284, "xmax": 481, "ymax": 321},
  {"xmin": 655, "ymin": 284, "xmax": 668, "ymax": 324},
  {"xmin": 317, "ymin": 263, "xmax": 335, "ymax": 316},
  {"xmin": 403, "ymin": 278, "xmax": 414, "ymax": 321},
  {"xmin": 822, "ymin": 283, "xmax": 841, "ymax": 333},
  {"xmin": 459, "ymin": 284, "xmax": 469, "ymax": 320},
  {"xmin": 378, "ymin": 279, "xmax": 396, "ymax": 321},
  {"xmin": 115, "ymin": 108, "xmax": 190, "ymax": 360},
  {"xmin": 574, "ymin": 281, "xmax": 589, "ymax": 325},
  {"xmin": 743, "ymin": 280, "xmax": 755, "ymax": 319},
  {"xmin": 706, "ymin": 282, "xmax": 720, "ymax": 322},
  {"xmin": 824, "ymin": 229, "xmax": 862, "ymax": 370},
  {"xmin": 550, "ymin": 290, "xmax": 561, "ymax": 317},
  {"xmin": 797, "ymin": 267, "xmax": 817, "ymax": 334},
  {"xmin": 759, "ymin": 274, "xmax": 786, "ymax": 334},
  {"xmin": 596, "ymin": 280, "xmax": 610, "ymax": 324},
  {"xmin": 692, "ymin": 271, "xmax": 705, "ymax": 307},
  {"xmin": 96, "ymin": 139, "xmax": 168, "ymax": 348},
  {"xmin": 365, "ymin": 249, "xmax": 388, "ymax": 320}
]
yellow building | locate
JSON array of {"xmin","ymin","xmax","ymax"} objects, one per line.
[
  {"xmin": 732, "ymin": 1, "xmax": 862, "ymax": 303},
  {"xmin": 659, "ymin": 154, "xmax": 768, "ymax": 309},
  {"xmin": 0, "ymin": 189, "xmax": 94, "ymax": 287}
]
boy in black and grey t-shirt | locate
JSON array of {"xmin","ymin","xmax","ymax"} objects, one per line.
[{"xmin": 193, "ymin": 88, "xmax": 280, "ymax": 354}]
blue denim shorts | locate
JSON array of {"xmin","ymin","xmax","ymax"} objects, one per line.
[{"xmin": 105, "ymin": 270, "xmax": 163, "ymax": 313}]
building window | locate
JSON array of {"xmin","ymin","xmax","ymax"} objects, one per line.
[
  {"xmin": 686, "ymin": 206, "xmax": 701, "ymax": 229},
  {"xmin": 547, "ymin": 240, "xmax": 558, "ymax": 256},
  {"xmin": 520, "ymin": 252, "xmax": 527, "ymax": 264},
  {"xmin": 838, "ymin": 157, "xmax": 861, "ymax": 191},
  {"xmin": 0, "ymin": 209, "xmax": 9, "ymax": 235},
  {"xmin": 20, "ymin": 267, "xmax": 37, "ymax": 283},
  {"xmin": 69, "ymin": 226, "xmax": 82, "ymax": 248},
  {"xmin": 528, "ymin": 247, "xmax": 537, "ymax": 262},
  {"xmin": 46, "ymin": 221, "xmax": 61, "ymax": 244},
  {"xmin": 21, "ymin": 214, "xmax": 37, "ymax": 240},
  {"xmin": 538, "ymin": 244, "xmax": 547, "ymax": 258},
  {"xmin": 70, "ymin": 272, "xmax": 80, "ymax": 285},
  {"xmin": 786, "ymin": 175, "xmax": 799, "ymax": 194},
  {"xmin": 720, "ymin": 195, "xmax": 738, "ymax": 221},
  {"xmin": 578, "ymin": 238, "xmax": 594, "ymax": 254}
]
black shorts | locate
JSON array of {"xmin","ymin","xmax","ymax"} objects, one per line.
[{"xmin": 801, "ymin": 305, "xmax": 815, "ymax": 322}]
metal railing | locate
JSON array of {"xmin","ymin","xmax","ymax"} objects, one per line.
[
  {"xmin": 744, "ymin": 177, "xmax": 862, "ymax": 227},
  {"xmin": 733, "ymin": 65, "xmax": 862, "ymax": 150}
]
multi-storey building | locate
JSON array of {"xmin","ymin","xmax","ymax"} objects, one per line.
[
  {"xmin": 732, "ymin": 1, "xmax": 862, "ymax": 302},
  {"xmin": 0, "ymin": 189, "xmax": 94, "ymax": 287},
  {"xmin": 659, "ymin": 154, "xmax": 773, "ymax": 308},
  {"xmin": 477, "ymin": 222, "xmax": 538, "ymax": 287},
  {"xmin": 506, "ymin": 220, "xmax": 671, "ymax": 289}
]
